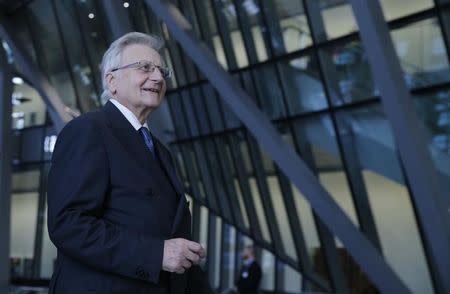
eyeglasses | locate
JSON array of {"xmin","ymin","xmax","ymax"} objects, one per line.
[{"xmin": 110, "ymin": 61, "xmax": 172, "ymax": 78}]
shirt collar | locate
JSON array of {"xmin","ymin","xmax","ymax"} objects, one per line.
[{"xmin": 109, "ymin": 98, "xmax": 149, "ymax": 131}]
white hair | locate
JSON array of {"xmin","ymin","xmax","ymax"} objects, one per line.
[{"xmin": 100, "ymin": 32, "xmax": 164, "ymax": 102}]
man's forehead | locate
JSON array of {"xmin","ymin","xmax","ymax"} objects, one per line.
[{"xmin": 121, "ymin": 44, "xmax": 163, "ymax": 64}]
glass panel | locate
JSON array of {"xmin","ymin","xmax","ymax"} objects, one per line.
[
  {"xmin": 291, "ymin": 116, "xmax": 359, "ymax": 226},
  {"xmin": 54, "ymin": 0, "xmax": 100, "ymax": 111},
  {"xmin": 27, "ymin": 0, "xmax": 78, "ymax": 110},
  {"xmin": 10, "ymin": 169, "xmax": 41, "ymax": 279},
  {"xmin": 252, "ymin": 64, "xmax": 287, "ymax": 119},
  {"xmin": 259, "ymin": 249, "xmax": 275, "ymax": 291},
  {"xmin": 278, "ymin": 53, "xmax": 328, "ymax": 115},
  {"xmin": 282, "ymin": 264, "xmax": 302, "ymax": 293},
  {"xmin": 319, "ymin": 39, "xmax": 377, "ymax": 105},
  {"xmin": 12, "ymin": 79, "xmax": 46, "ymax": 129},
  {"xmin": 379, "ymin": 0, "xmax": 433, "ymax": 21},
  {"xmin": 273, "ymin": 0, "xmax": 313, "ymax": 52},
  {"xmin": 239, "ymin": 138, "xmax": 271, "ymax": 243},
  {"xmin": 40, "ymin": 204, "xmax": 57, "ymax": 279},
  {"xmin": 318, "ymin": 0, "xmax": 358, "ymax": 40},
  {"xmin": 221, "ymin": 223, "xmax": 237, "ymax": 289},
  {"xmin": 336, "ymin": 105, "xmax": 433, "ymax": 294},
  {"xmin": 73, "ymin": 0, "xmax": 108, "ymax": 100},
  {"xmin": 413, "ymin": 90, "xmax": 450, "ymax": 199},
  {"xmin": 392, "ymin": 18, "xmax": 450, "ymax": 88}
]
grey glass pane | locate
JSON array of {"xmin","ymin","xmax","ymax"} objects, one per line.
[
  {"xmin": 273, "ymin": 0, "xmax": 313, "ymax": 53},
  {"xmin": 54, "ymin": 0, "xmax": 100, "ymax": 111},
  {"xmin": 27, "ymin": 0, "xmax": 78, "ymax": 110},
  {"xmin": 252, "ymin": 64, "xmax": 287, "ymax": 119},
  {"xmin": 12, "ymin": 79, "xmax": 46, "ymax": 129},
  {"xmin": 319, "ymin": 40, "xmax": 377, "ymax": 105},
  {"xmin": 167, "ymin": 92, "xmax": 189, "ymax": 138},
  {"xmin": 392, "ymin": 18, "xmax": 450, "ymax": 88},
  {"xmin": 335, "ymin": 104, "xmax": 433, "ymax": 294},
  {"xmin": 278, "ymin": 53, "xmax": 328, "ymax": 114},
  {"xmin": 221, "ymin": 224, "xmax": 237, "ymax": 289},
  {"xmin": 73, "ymin": 0, "xmax": 108, "ymax": 98},
  {"xmin": 180, "ymin": 90, "xmax": 200, "ymax": 137},
  {"xmin": 413, "ymin": 90, "xmax": 450, "ymax": 199},
  {"xmin": 379, "ymin": 0, "xmax": 433, "ymax": 21}
]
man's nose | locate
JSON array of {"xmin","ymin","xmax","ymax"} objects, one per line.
[{"xmin": 150, "ymin": 68, "xmax": 164, "ymax": 81}]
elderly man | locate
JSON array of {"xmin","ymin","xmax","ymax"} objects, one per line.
[{"xmin": 47, "ymin": 32, "xmax": 205, "ymax": 294}]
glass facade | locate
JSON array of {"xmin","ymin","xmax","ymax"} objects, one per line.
[{"xmin": 2, "ymin": 0, "xmax": 450, "ymax": 293}]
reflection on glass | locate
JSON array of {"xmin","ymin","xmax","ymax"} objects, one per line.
[
  {"xmin": 12, "ymin": 80, "xmax": 46, "ymax": 129},
  {"xmin": 282, "ymin": 264, "xmax": 302, "ymax": 292},
  {"xmin": 273, "ymin": 0, "xmax": 313, "ymax": 52},
  {"xmin": 28, "ymin": 0, "xmax": 78, "ymax": 110},
  {"xmin": 338, "ymin": 105, "xmax": 433, "ymax": 294},
  {"xmin": 320, "ymin": 40, "xmax": 376, "ymax": 105},
  {"xmin": 413, "ymin": 91, "xmax": 450, "ymax": 201},
  {"xmin": 392, "ymin": 18, "xmax": 450, "ymax": 88},
  {"xmin": 318, "ymin": 0, "xmax": 358, "ymax": 40},
  {"xmin": 221, "ymin": 224, "xmax": 237, "ymax": 289},
  {"xmin": 41, "ymin": 204, "xmax": 57, "ymax": 278},
  {"xmin": 278, "ymin": 54, "xmax": 328, "ymax": 114},
  {"xmin": 10, "ymin": 169, "xmax": 40, "ymax": 280},
  {"xmin": 379, "ymin": 0, "xmax": 433, "ymax": 21},
  {"xmin": 259, "ymin": 249, "xmax": 275, "ymax": 291}
]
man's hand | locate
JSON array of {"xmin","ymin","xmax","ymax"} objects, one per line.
[{"xmin": 162, "ymin": 238, "xmax": 206, "ymax": 274}]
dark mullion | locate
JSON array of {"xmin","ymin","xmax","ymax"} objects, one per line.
[
  {"xmin": 232, "ymin": 0, "xmax": 259, "ymax": 65},
  {"xmin": 303, "ymin": 0, "xmax": 383, "ymax": 253},
  {"xmin": 274, "ymin": 167, "xmax": 318, "ymax": 278},
  {"xmin": 31, "ymin": 160, "xmax": 48, "ymax": 278},
  {"xmin": 206, "ymin": 213, "xmax": 216, "ymax": 289},
  {"xmin": 256, "ymin": 0, "xmax": 286, "ymax": 57},
  {"xmin": 202, "ymin": 139, "xmax": 234, "ymax": 224},
  {"xmin": 209, "ymin": 0, "xmax": 238, "ymax": 69},
  {"xmin": 51, "ymin": 0, "xmax": 89, "ymax": 112},
  {"xmin": 213, "ymin": 137, "xmax": 245, "ymax": 229},
  {"xmin": 245, "ymin": 134, "xmax": 286, "ymax": 257},
  {"xmin": 177, "ymin": 144, "xmax": 207, "ymax": 204},
  {"xmin": 336, "ymin": 120, "xmax": 383, "ymax": 250},
  {"xmin": 190, "ymin": 0, "xmax": 216, "ymax": 52},
  {"xmin": 292, "ymin": 125, "xmax": 348, "ymax": 293},
  {"xmin": 227, "ymin": 133, "xmax": 263, "ymax": 242},
  {"xmin": 191, "ymin": 141, "xmax": 224, "ymax": 215},
  {"xmin": 70, "ymin": 0, "xmax": 102, "ymax": 104},
  {"xmin": 313, "ymin": 216, "xmax": 349, "ymax": 293},
  {"xmin": 433, "ymin": 0, "xmax": 450, "ymax": 68}
]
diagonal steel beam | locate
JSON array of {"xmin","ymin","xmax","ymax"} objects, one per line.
[
  {"xmin": 350, "ymin": 1, "xmax": 450, "ymax": 293},
  {"xmin": 0, "ymin": 13, "xmax": 71, "ymax": 133},
  {"xmin": 144, "ymin": 1, "xmax": 410, "ymax": 292}
]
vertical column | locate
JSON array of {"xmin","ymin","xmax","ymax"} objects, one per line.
[{"xmin": 0, "ymin": 41, "xmax": 13, "ymax": 293}]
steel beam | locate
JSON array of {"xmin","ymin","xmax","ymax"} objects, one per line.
[
  {"xmin": 0, "ymin": 14, "xmax": 70, "ymax": 133},
  {"xmin": 144, "ymin": 0, "xmax": 410, "ymax": 292},
  {"xmin": 0, "ymin": 35, "xmax": 13, "ymax": 294},
  {"xmin": 349, "ymin": 1, "xmax": 450, "ymax": 292}
]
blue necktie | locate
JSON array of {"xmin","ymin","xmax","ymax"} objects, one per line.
[{"xmin": 139, "ymin": 127, "xmax": 156, "ymax": 158}]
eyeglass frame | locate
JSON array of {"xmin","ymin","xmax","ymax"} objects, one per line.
[{"xmin": 110, "ymin": 60, "xmax": 172, "ymax": 78}]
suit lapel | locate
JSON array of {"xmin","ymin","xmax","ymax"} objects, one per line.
[
  {"xmin": 102, "ymin": 101, "xmax": 154, "ymax": 174},
  {"xmin": 154, "ymin": 138, "xmax": 184, "ymax": 195}
]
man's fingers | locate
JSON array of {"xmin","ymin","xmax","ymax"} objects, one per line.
[
  {"xmin": 186, "ymin": 241, "xmax": 206, "ymax": 258},
  {"xmin": 185, "ymin": 250, "xmax": 200, "ymax": 264}
]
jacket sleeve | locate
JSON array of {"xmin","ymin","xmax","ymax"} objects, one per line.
[{"xmin": 47, "ymin": 117, "xmax": 164, "ymax": 283}]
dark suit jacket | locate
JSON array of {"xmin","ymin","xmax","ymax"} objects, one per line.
[
  {"xmin": 236, "ymin": 261, "xmax": 262, "ymax": 294},
  {"xmin": 47, "ymin": 101, "xmax": 191, "ymax": 294}
]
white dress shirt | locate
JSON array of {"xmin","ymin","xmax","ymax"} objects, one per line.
[{"xmin": 109, "ymin": 98, "xmax": 149, "ymax": 131}]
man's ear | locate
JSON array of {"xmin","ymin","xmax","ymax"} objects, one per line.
[{"xmin": 106, "ymin": 73, "xmax": 117, "ymax": 94}]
